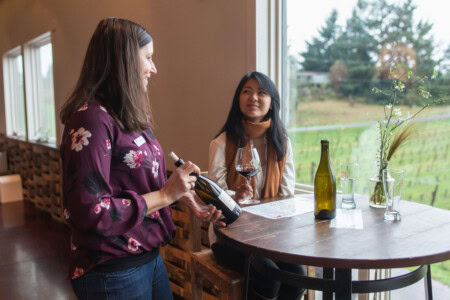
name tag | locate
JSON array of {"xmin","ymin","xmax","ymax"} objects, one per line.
[{"xmin": 134, "ymin": 136, "xmax": 146, "ymax": 147}]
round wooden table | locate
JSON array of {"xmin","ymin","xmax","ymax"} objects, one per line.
[{"xmin": 215, "ymin": 195, "xmax": 450, "ymax": 300}]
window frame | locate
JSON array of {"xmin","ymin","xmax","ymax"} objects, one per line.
[
  {"xmin": 257, "ymin": 0, "xmax": 309, "ymax": 189},
  {"xmin": 23, "ymin": 31, "xmax": 56, "ymax": 144},
  {"xmin": 2, "ymin": 46, "xmax": 27, "ymax": 139},
  {"xmin": 255, "ymin": 0, "xmax": 291, "ymax": 125}
]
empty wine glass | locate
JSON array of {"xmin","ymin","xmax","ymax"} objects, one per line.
[
  {"xmin": 235, "ymin": 141, "xmax": 261, "ymax": 205},
  {"xmin": 383, "ymin": 168, "xmax": 404, "ymax": 221},
  {"xmin": 339, "ymin": 162, "xmax": 357, "ymax": 209}
]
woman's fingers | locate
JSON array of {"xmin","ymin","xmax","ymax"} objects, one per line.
[
  {"xmin": 210, "ymin": 209, "xmax": 225, "ymax": 225},
  {"xmin": 179, "ymin": 191, "xmax": 208, "ymax": 217},
  {"xmin": 179, "ymin": 192, "xmax": 225, "ymax": 224},
  {"xmin": 178, "ymin": 161, "xmax": 200, "ymax": 190},
  {"xmin": 162, "ymin": 161, "xmax": 202, "ymax": 202},
  {"xmin": 201, "ymin": 205, "xmax": 225, "ymax": 224},
  {"xmin": 235, "ymin": 183, "xmax": 253, "ymax": 201},
  {"xmin": 179, "ymin": 161, "xmax": 200, "ymax": 176}
]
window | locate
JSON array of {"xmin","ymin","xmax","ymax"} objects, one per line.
[
  {"xmin": 282, "ymin": 0, "xmax": 449, "ymax": 284},
  {"xmin": 2, "ymin": 46, "xmax": 26, "ymax": 138},
  {"xmin": 23, "ymin": 32, "xmax": 56, "ymax": 143}
]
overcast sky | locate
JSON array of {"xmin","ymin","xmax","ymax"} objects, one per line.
[{"xmin": 287, "ymin": 0, "xmax": 450, "ymax": 60}]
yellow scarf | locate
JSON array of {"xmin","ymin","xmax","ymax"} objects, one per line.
[{"xmin": 225, "ymin": 119, "xmax": 287, "ymax": 199}]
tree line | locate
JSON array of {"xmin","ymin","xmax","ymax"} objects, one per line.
[{"xmin": 296, "ymin": 0, "xmax": 450, "ymax": 105}]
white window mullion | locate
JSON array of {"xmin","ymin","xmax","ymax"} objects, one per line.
[
  {"xmin": 10, "ymin": 62, "xmax": 18, "ymax": 132},
  {"xmin": 34, "ymin": 47, "xmax": 43, "ymax": 138},
  {"xmin": 23, "ymin": 31, "xmax": 56, "ymax": 143},
  {"xmin": 6, "ymin": 58, "xmax": 15, "ymax": 136},
  {"xmin": 256, "ymin": 0, "xmax": 282, "ymax": 87},
  {"xmin": 3, "ymin": 46, "xmax": 26, "ymax": 138}
]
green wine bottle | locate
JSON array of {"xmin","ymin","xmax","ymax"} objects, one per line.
[
  {"xmin": 314, "ymin": 140, "xmax": 336, "ymax": 219},
  {"xmin": 168, "ymin": 152, "xmax": 241, "ymax": 224}
]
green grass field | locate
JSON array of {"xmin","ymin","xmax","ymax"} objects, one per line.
[{"xmin": 288, "ymin": 100, "xmax": 450, "ymax": 285}]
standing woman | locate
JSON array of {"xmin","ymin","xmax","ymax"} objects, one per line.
[
  {"xmin": 60, "ymin": 18, "xmax": 220, "ymax": 300},
  {"xmin": 208, "ymin": 71, "xmax": 305, "ymax": 300}
]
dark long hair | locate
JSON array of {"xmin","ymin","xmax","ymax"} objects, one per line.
[
  {"xmin": 216, "ymin": 71, "xmax": 288, "ymax": 161},
  {"xmin": 60, "ymin": 18, "xmax": 153, "ymax": 131}
]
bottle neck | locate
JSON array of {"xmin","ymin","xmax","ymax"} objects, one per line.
[
  {"xmin": 320, "ymin": 144, "xmax": 329, "ymax": 164},
  {"xmin": 174, "ymin": 158, "xmax": 199, "ymax": 178}
]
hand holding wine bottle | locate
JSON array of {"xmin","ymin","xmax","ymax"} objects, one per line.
[
  {"xmin": 178, "ymin": 190, "xmax": 224, "ymax": 225},
  {"xmin": 169, "ymin": 152, "xmax": 242, "ymax": 224},
  {"xmin": 235, "ymin": 141, "xmax": 261, "ymax": 205},
  {"xmin": 160, "ymin": 159, "xmax": 200, "ymax": 202}
]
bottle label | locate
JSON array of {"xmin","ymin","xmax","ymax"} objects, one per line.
[{"xmin": 217, "ymin": 190, "xmax": 236, "ymax": 211}]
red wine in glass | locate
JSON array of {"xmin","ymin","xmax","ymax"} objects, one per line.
[
  {"xmin": 237, "ymin": 169, "xmax": 259, "ymax": 178},
  {"xmin": 235, "ymin": 143, "xmax": 261, "ymax": 205}
]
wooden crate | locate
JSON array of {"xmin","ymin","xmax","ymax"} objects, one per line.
[
  {"xmin": 191, "ymin": 249, "xmax": 245, "ymax": 300},
  {"xmin": 160, "ymin": 201, "xmax": 203, "ymax": 299}
]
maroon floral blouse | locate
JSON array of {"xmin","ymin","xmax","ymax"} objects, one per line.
[{"xmin": 60, "ymin": 101, "xmax": 176, "ymax": 279}]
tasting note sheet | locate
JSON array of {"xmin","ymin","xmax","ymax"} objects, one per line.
[
  {"xmin": 330, "ymin": 209, "xmax": 364, "ymax": 230},
  {"xmin": 242, "ymin": 196, "xmax": 314, "ymax": 219}
]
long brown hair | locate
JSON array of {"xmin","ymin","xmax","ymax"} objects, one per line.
[{"xmin": 60, "ymin": 18, "xmax": 153, "ymax": 131}]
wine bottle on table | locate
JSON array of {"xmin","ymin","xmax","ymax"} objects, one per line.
[
  {"xmin": 314, "ymin": 140, "xmax": 336, "ymax": 220},
  {"xmin": 168, "ymin": 152, "xmax": 242, "ymax": 224}
]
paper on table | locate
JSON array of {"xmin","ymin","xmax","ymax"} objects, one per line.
[
  {"xmin": 330, "ymin": 209, "xmax": 363, "ymax": 229},
  {"xmin": 242, "ymin": 196, "xmax": 314, "ymax": 219}
]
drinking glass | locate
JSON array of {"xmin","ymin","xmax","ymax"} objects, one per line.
[
  {"xmin": 339, "ymin": 162, "xmax": 357, "ymax": 209},
  {"xmin": 235, "ymin": 142, "xmax": 261, "ymax": 205},
  {"xmin": 382, "ymin": 168, "xmax": 404, "ymax": 221}
]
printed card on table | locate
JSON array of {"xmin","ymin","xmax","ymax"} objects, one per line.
[
  {"xmin": 242, "ymin": 196, "xmax": 314, "ymax": 219},
  {"xmin": 330, "ymin": 209, "xmax": 364, "ymax": 230}
]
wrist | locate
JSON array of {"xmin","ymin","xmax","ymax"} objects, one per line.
[{"xmin": 159, "ymin": 186, "xmax": 175, "ymax": 206}]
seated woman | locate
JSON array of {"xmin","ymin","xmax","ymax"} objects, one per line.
[{"xmin": 208, "ymin": 71, "xmax": 305, "ymax": 300}]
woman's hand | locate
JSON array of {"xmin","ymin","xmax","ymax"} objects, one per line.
[
  {"xmin": 179, "ymin": 191, "xmax": 226, "ymax": 226},
  {"xmin": 160, "ymin": 161, "xmax": 200, "ymax": 204},
  {"xmin": 234, "ymin": 183, "xmax": 253, "ymax": 202}
]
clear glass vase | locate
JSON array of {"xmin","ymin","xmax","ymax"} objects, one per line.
[
  {"xmin": 369, "ymin": 160, "xmax": 388, "ymax": 208},
  {"xmin": 368, "ymin": 175, "xmax": 386, "ymax": 208}
]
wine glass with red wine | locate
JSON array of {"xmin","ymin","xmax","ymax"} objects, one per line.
[{"xmin": 235, "ymin": 142, "xmax": 261, "ymax": 205}]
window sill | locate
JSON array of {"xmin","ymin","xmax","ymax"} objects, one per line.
[
  {"xmin": 6, "ymin": 135, "xmax": 27, "ymax": 142},
  {"xmin": 6, "ymin": 136, "xmax": 58, "ymax": 150},
  {"xmin": 28, "ymin": 139, "xmax": 58, "ymax": 150}
]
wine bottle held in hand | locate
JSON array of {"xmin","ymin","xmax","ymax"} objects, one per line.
[
  {"xmin": 168, "ymin": 152, "xmax": 242, "ymax": 224},
  {"xmin": 314, "ymin": 140, "xmax": 336, "ymax": 219}
]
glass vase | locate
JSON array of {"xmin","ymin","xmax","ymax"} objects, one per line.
[{"xmin": 368, "ymin": 174, "xmax": 386, "ymax": 208}]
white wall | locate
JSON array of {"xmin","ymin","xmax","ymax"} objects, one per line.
[{"xmin": 0, "ymin": 0, "xmax": 256, "ymax": 170}]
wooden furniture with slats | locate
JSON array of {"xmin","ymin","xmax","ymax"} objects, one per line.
[
  {"xmin": 191, "ymin": 248, "xmax": 246, "ymax": 300},
  {"xmin": 0, "ymin": 135, "xmax": 64, "ymax": 222}
]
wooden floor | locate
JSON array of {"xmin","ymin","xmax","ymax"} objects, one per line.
[
  {"xmin": 0, "ymin": 201, "xmax": 76, "ymax": 300},
  {"xmin": 1, "ymin": 200, "xmax": 448, "ymax": 300}
]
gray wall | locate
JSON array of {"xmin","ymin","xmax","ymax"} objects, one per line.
[{"xmin": 0, "ymin": 0, "xmax": 256, "ymax": 170}]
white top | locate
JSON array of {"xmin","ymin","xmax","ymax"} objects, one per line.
[{"xmin": 207, "ymin": 132, "xmax": 295, "ymax": 244}]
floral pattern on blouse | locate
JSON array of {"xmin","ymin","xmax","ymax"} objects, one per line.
[
  {"xmin": 60, "ymin": 101, "xmax": 175, "ymax": 279},
  {"xmin": 127, "ymin": 237, "xmax": 141, "ymax": 252},
  {"xmin": 151, "ymin": 160, "xmax": 160, "ymax": 178},
  {"xmin": 72, "ymin": 267, "xmax": 85, "ymax": 279},
  {"xmin": 122, "ymin": 149, "xmax": 161, "ymax": 179},
  {"xmin": 71, "ymin": 127, "xmax": 92, "ymax": 152},
  {"xmin": 123, "ymin": 150, "xmax": 148, "ymax": 169},
  {"xmin": 77, "ymin": 103, "xmax": 88, "ymax": 112}
]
